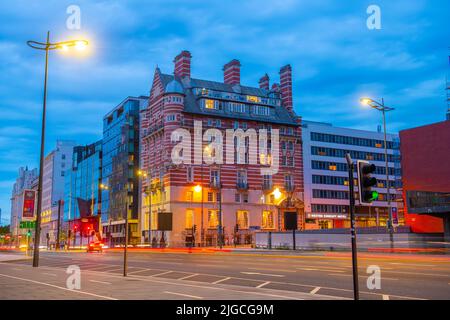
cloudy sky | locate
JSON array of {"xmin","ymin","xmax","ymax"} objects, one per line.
[{"xmin": 0, "ymin": 0, "xmax": 449, "ymax": 223}]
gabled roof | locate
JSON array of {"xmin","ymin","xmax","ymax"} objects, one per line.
[{"xmin": 159, "ymin": 73, "xmax": 298, "ymax": 126}]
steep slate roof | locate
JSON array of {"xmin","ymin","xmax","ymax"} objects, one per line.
[{"xmin": 159, "ymin": 73, "xmax": 298, "ymax": 126}]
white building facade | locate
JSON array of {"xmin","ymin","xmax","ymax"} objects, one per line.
[
  {"xmin": 40, "ymin": 140, "xmax": 76, "ymax": 246},
  {"xmin": 302, "ymin": 121, "xmax": 402, "ymax": 229},
  {"xmin": 10, "ymin": 167, "xmax": 38, "ymax": 240}
]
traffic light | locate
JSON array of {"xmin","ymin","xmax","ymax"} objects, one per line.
[{"xmin": 357, "ymin": 160, "xmax": 379, "ymax": 204}]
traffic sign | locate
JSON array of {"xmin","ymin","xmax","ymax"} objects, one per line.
[{"xmin": 19, "ymin": 220, "xmax": 36, "ymax": 229}]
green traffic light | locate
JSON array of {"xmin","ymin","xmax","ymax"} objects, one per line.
[{"xmin": 370, "ymin": 191, "xmax": 379, "ymax": 201}]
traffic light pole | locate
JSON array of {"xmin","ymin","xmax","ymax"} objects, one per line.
[{"xmin": 345, "ymin": 153, "xmax": 359, "ymax": 300}]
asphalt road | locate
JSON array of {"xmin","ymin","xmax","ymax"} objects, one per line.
[{"xmin": 1, "ymin": 249, "xmax": 449, "ymax": 300}]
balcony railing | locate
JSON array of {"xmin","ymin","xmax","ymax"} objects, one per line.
[
  {"xmin": 284, "ymin": 182, "xmax": 295, "ymax": 192},
  {"xmin": 262, "ymin": 181, "xmax": 273, "ymax": 191},
  {"xmin": 236, "ymin": 181, "xmax": 249, "ymax": 190},
  {"xmin": 209, "ymin": 179, "xmax": 221, "ymax": 189}
]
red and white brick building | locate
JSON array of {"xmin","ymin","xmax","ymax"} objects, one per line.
[{"xmin": 139, "ymin": 51, "xmax": 304, "ymax": 246}]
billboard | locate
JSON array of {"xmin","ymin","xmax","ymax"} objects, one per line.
[{"xmin": 22, "ymin": 189, "xmax": 36, "ymax": 220}]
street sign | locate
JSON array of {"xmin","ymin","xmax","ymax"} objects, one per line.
[
  {"xmin": 22, "ymin": 189, "xmax": 36, "ymax": 220},
  {"xmin": 20, "ymin": 220, "xmax": 36, "ymax": 229}
]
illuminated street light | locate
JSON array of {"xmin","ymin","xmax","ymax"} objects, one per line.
[
  {"xmin": 273, "ymin": 188, "xmax": 282, "ymax": 200},
  {"xmin": 359, "ymin": 96, "xmax": 395, "ymax": 248},
  {"xmin": 27, "ymin": 31, "xmax": 89, "ymax": 268},
  {"xmin": 194, "ymin": 184, "xmax": 202, "ymax": 193}
]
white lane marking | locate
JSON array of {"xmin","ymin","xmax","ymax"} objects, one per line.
[
  {"xmin": 151, "ymin": 271, "xmax": 173, "ymax": 277},
  {"xmin": 256, "ymin": 281, "xmax": 271, "ymax": 288},
  {"xmin": 0, "ymin": 273, "xmax": 117, "ymax": 300},
  {"xmin": 164, "ymin": 291, "xmax": 203, "ymax": 299},
  {"xmin": 42, "ymin": 273, "xmax": 57, "ymax": 277},
  {"xmin": 247, "ymin": 267, "xmax": 296, "ymax": 273},
  {"xmin": 297, "ymin": 267, "xmax": 345, "ymax": 273},
  {"xmin": 382, "ymin": 295, "xmax": 390, "ymax": 300},
  {"xmin": 127, "ymin": 269, "xmax": 152, "ymax": 275},
  {"xmin": 212, "ymin": 277, "xmax": 231, "ymax": 284},
  {"xmin": 241, "ymin": 272, "xmax": 284, "ymax": 278},
  {"xmin": 390, "ymin": 263, "xmax": 436, "ymax": 267},
  {"xmin": 178, "ymin": 273, "xmax": 199, "ymax": 280},
  {"xmin": 89, "ymin": 280, "xmax": 112, "ymax": 285},
  {"xmin": 328, "ymin": 273, "xmax": 399, "ymax": 281},
  {"xmin": 11, "ymin": 268, "xmax": 23, "ymax": 271},
  {"xmin": 310, "ymin": 287, "xmax": 321, "ymax": 295}
]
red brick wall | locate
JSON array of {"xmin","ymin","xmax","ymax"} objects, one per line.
[{"xmin": 400, "ymin": 121, "xmax": 450, "ymax": 233}]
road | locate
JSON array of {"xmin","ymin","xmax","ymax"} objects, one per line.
[{"xmin": 1, "ymin": 249, "xmax": 449, "ymax": 300}]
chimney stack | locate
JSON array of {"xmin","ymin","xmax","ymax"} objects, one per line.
[
  {"xmin": 259, "ymin": 73, "xmax": 270, "ymax": 90},
  {"xmin": 279, "ymin": 64, "xmax": 293, "ymax": 113},
  {"xmin": 271, "ymin": 83, "xmax": 280, "ymax": 92},
  {"xmin": 174, "ymin": 50, "xmax": 192, "ymax": 79},
  {"xmin": 223, "ymin": 59, "xmax": 241, "ymax": 85}
]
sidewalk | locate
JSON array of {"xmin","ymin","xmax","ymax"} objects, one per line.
[{"xmin": 0, "ymin": 252, "xmax": 30, "ymax": 262}]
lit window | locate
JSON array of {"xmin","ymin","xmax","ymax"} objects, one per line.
[
  {"xmin": 208, "ymin": 210, "xmax": 219, "ymax": 228},
  {"xmin": 375, "ymin": 143, "xmax": 382, "ymax": 148},
  {"xmin": 262, "ymin": 210, "xmax": 274, "ymax": 229},
  {"xmin": 185, "ymin": 209, "xmax": 194, "ymax": 229},
  {"xmin": 329, "ymin": 164, "xmax": 337, "ymax": 171},
  {"xmin": 247, "ymin": 96, "xmax": 259, "ymax": 103},
  {"xmin": 236, "ymin": 210, "xmax": 249, "ymax": 229},
  {"xmin": 204, "ymin": 99, "xmax": 216, "ymax": 109}
]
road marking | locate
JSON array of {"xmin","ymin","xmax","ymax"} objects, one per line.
[
  {"xmin": 241, "ymin": 272, "xmax": 284, "ymax": 278},
  {"xmin": 256, "ymin": 281, "xmax": 271, "ymax": 288},
  {"xmin": 11, "ymin": 268, "xmax": 23, "ymax": 271},
  {"xmin": 178, "ymin": 273, "xmax": 199, "ymax": 280},
  {"xmin": 382, "ymin": 295, "xmax": 390, "ymax": 300},
  {"xmin": 328, "ymin": 273, "xmax": 399, "ymax": 281},
  {"xmin": 212, "ymin": 277, "xmax": 231, "ymax": 284},
  {"xmin": 297, "ymin": 267, "xmax": 345, "ymax": 273},
  {"xmin": 310, "ymin": 287, "xmax": 321, "ymax": 295},
  {"xmin": 390, "ymin": 263, "xmax": 436, "ymax": 267},
  {"xmin": 42, "ymin": 273, "xmax": 57, "ymax": 277},
  {"xmin": 127, "ymin": 269, "xmax": 152, "ymax": 275},
  {"xmin": 89, "ymin": 280, "xmax": 112, "ymax": 285},
  {"xmin": 247, "ymin": 267, "xmax": 296, "ymax": 273},
  {"xmin": 151, "ymin": 271, "xmax": 173, "ymax": 277},
  {"xmin": 164, "ymin": 291, "xmax": 203, "ymax": 299},
  {"xmin": 0, "ymin": 273, "xmax": 117, "ymax": 300}
]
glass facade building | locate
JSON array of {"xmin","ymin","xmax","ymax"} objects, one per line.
[
  {"xmin": 101, "ymin": 96, "xmax": 148, "ymax": 245},
  {"xmin": 63, "ymin": 140, "xmax": 102, "ymax": 221}
]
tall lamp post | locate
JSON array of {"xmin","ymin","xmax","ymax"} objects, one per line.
[
  {"xmin": 137, "ymin": 170, "xmax": 151, "ymax": 244},
  {"xmin": 360, "ymin": 97, "xmax": 395, "ymax": 248},
  {"xmin": 27, "ymin": 32, "xmax": 88, "ymax": 267}
]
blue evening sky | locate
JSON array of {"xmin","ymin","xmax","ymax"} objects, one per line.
[{"xmin": 0, "ymin": 0, "xmax": 449, "ymax": 223}]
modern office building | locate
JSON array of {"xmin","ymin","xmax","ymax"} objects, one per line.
[
  {"xmin": 400, "ymin": 120, "xmax": 450, "ymax": 238},
  {"xmin": 139, "ymin": 51, "xmax": 303, "ymax": 247},
  {"xmin": 10, "ymin": 167, "xmax": 38, "ymax": 241},
  {"xmin": 39, "ymin": 140, "xmax": 76, "ymax": 247},
  {"xmin": 101, "ymin": 96, "xmax": 148, "ymax": 246},
  {"xmin": 63, "ymin": 140, "xmax": 103, "ymax": 247},
  {"xmin": 302, "ymin": 120, "xmax": 402, "ymax": 229}
]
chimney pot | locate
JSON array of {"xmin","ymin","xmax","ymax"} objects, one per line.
[
  {"xmin": 223, "ymin": 59, "xmax": 241, "ymax": 85},
  {"xmin": 279, "ymin": 64, "xmax": 293, "ymax": 113},
  {"xmin": 259, "ymin": 73, "xmax": 270, "ymax": 90},
  {"xmin": 174, "ymin": 50, "xmax": 192, "ymax": 79}
]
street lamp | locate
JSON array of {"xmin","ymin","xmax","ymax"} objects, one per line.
[
  {"xmin": 137, "ymin": 169, "xmax": 151, "ymax": 245},
  {"xmin": 359, "ymin": 97, "xmax": 395, "ymax": 248},
  {"xmin": 28, "ymin": 32, "xmax": 88, "ymax": 268}
]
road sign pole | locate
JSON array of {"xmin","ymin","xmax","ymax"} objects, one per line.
[{"xmin": 346, "ymin": 153, "xmax": 359, "ymax": 300}]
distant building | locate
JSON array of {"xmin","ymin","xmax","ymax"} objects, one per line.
[
  {"xmin": 10, "ymin": 167, "xmax": 38, "ymax": 240},
  {"xmin": 139, "ymin": 51, "xmax": 303, "ymax": 247},
  {"xmin": 400, "ymin": 121, "xmax": 450, "ymax": 238},
  {"xmin": 101, "ymin": 96, "xmax": 148, "ymax": 246},
  {"xmin": 39, "ymin": 140, "xmax": 76, "ymax": 247},
  {"xmin": 64, "ymin": 140, "xmax": 103, "ymax": 246},
  {"xmin": 302, "ymin": 121, "xmax": 402, "ymax": 229}
]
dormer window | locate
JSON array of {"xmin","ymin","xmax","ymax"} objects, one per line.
[{"xmin": 204, "ymin": 99, "xmax": 219, "ymax": 110}]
